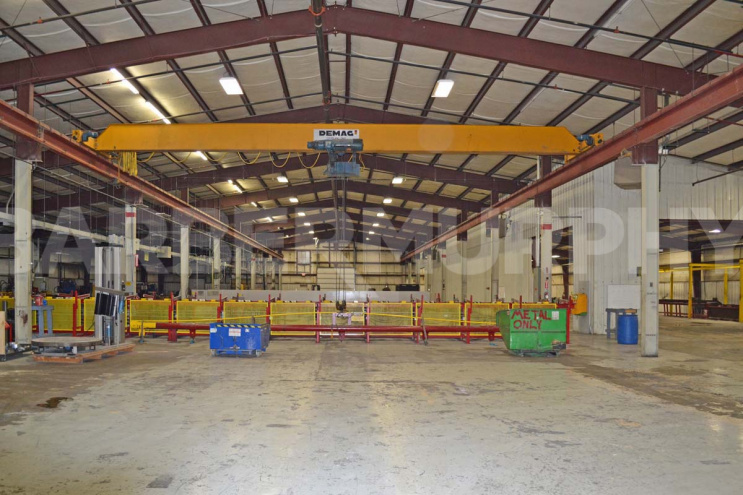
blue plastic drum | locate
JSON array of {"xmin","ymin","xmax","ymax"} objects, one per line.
[{"xmin": 617, "ymin": 314, "xmax": 639, "ymax": 345}]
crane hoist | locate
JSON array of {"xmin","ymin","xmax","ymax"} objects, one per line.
[{"xmin": 73, "ymin": 123, "xmax": 603, "ymax": 178}]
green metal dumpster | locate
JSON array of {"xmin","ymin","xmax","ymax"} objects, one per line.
[{"xmin": 497, "ymin": 308, "xmax": 567, "ymax": 355}]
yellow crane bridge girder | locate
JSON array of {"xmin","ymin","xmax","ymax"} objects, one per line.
[{"xmin": 75, "ymin": 123, "xmax": 603, "ymax": 156}]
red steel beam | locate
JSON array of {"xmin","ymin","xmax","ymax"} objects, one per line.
[
  {"xmin": 0, "ymin": 99, "xmax": 282, "ymax": 259},
  {"xmin": 0, "ymin": 7, "xmax": 705, "ymax": 94},
  {"xmin": 401, "ymin": 63, "xmax": 743, "ymax": 261}
]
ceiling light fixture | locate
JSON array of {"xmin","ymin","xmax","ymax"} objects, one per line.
[
  {"xmin": 377, "ymin": 212, "xmax": 384, "ymax": 217},
  {"xmin": 392, "ymin": 176, "xmax": 404, "ymax": 185},
  {"xmin": 709, "ymin": 228, "xmax": 722, "ymax": 234},
  {"xmin": 432, "ymin": 79, "xmax": 454, "ymax": 98},
  {"xmin": 265, "ymin": 217, "xmax": 273, "ymax": 222},
  {"xmin": 383, "ymin": 198, "xmax": 392, "ymax": 204},
  {"xmin": 143, "ymin": 100, "xmax": 171, "ymax": 124},
  {"xmin": 219, "ymin": 76, "xmax": 243, "ymax": 95},
  {"xmin": 366, "ymin": 237, "xmax": 370, "ymax": 241},
  {"xmin": 372, "ymin": 223, "xmax": 379, "ymax": 227},
  {"xmin": 304, "ymin": 222, "xmax": 311, "ymax": 226},
  {"xmin": 298, "ymin": 212, "xmax": 306, "ymax": 217},
  {"xmin": 289, "ymin": 197, "xmax": 299, "ymax": 203},
  {"xmin": 109, "ymin": 68, "xmax": 139, "ymax": 94},
  {"xmin": 227, "ymin": 179, "xmax": 234, "ymax": 184},
  {"xmin": 369, "ymin": 231, "xmax": 375, "ymax": 235},
  {"xmin": 309, "ymin": 230, "xmax": 314, "ymax": 234},
  {"xmin": 250, "ymin": 201, "xmax": 258, "ymax": 208},
  {"xmin": 552, "ymin": 254, "xmax": 560, "ymax": 259},
  {"xmin": 276, "ymin": 174, "xmax": 288, "ymax": 183},
  {"xmin": 194, "ymin": 151, "xmax": 208, "ymax": 161}
]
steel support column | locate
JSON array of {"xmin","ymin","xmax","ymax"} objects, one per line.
[
  {"xmin": 180, "ymin": 226, "xmax": 190, "ymax": 298},
  {"xmin": 250, "ymin": 254, "xmax": 257, "ymax": 290},
  {"xmin": 212, "ymin": 238, "xmax": 221, "ymax": 290},
  {"xmin": 124, "ymin": 205, "xmax": 137, "ymax": 295},
  {"xmin": 537, "ymin": 156, "xmax": 553, "ymax": 301},
  {"xmin": 13, "ymin": 159, "xmax": 32, "ymax": 343},
  {"xmin": 13, "ymin": 84, "xmax": 36, "ymax": 344},
  {"xmin": 235, "ymin": 247, "xmax": 242, "ymax": 290},
  {"xmin": 640, "ymin": 88, "xmax": 660, "ymax": 357}
]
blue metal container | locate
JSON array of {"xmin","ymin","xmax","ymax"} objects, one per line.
[
  {"xmin": 209, "ymin": 323, "xmax": 270, "ymax": 357},
  {"xmin": 617, "ymin": 314, "xmax": 638, "ymax": 345}
]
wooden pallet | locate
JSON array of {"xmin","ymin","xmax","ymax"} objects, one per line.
[{"xmin": 33, "ymin": 343, "xmax": 135, "ymax": 364}]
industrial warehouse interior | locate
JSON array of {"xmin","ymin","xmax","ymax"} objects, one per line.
[{"xmin": 0, "ymin": 0, "xmax": 742, "ymax": 493}]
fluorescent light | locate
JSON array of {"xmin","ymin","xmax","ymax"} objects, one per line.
[
  {"xmin": 298, "ymin": 212, "xmax": 306, "ymax": 217},
  {"xmin": 383, "ymin": 198, "xmax": 392, "ymax": 204},
  {"xmin": 366, "ymin": 237, "xmax": 370, "ymax": 241},
  {"xmin": 552, "ymin": 254, "xmax": 560, "ymax": 259},
  {"xmin": 219, "ymin": 76, "xmax": 243, "ymax": 95},
  {"xmin": 250, "ymin": 201, "xmax": 258, "ymax": 207},
  {"xmin": 276, "ymin": 174, "xmax": 288, "ymax": 183},
  {"xmin": 432, "ymin": 79, "xmax": 454, "ymax": 98},
  {"xmin": 372, "ymin": 223, "xmax": 379, "ymax": 227},
  {"xmin": 194, "ymin": 151, "xmax": 208, "ymax": 161},
  {"xmin": 369, "ymin": 231, "xmax": 375, "ymax": 235},
  {"xmin": 304, "ymin": 222, "xmax": 311, "ymax": 226},
  {"xmin": 289, "ymin": 197, "xmax": 299, "ymax": 203},
  {"xmin": 709, "ymin": 229, "xmax": 722, "ymax": 234},
  {"xmin": 392, "ymin": 176, "xmax": 404, "ymax": 185},
  {"xmin": 377, "ymin": 212, "xmax": 384, "ymax": 217},
  {"xmin": 285, "ymin": 234, "xmax": 290, "ymax": 238},
  {"xmin": 109, "ymin": 68, "xmax": 139, "ymax": 94},
  {"xmin": 227, "ymin": 179, "xmax": 234, "ymax": 184},
  {"xmin": 265, "ymin": 217, "xmax": 273, "ymax": 222},
  {"xmin": 309, "ymin": 230, "xmax": 314, "ymax": 234},
  {"xmin": 144, "ymin": 100, "xmax": 171, "ymax": 124}
]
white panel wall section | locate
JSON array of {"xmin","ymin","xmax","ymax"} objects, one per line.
[
  {"xmin": 396, "ymin": 157, "xmax": 739, "ymax": 328},
  {"xmin": 660, "ymin": 157, "xmax": 743, "ymax": 220}
]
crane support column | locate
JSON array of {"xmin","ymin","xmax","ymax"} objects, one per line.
[
  {"xmin": 13, "ymin": 84, "xmax": 40, "ymax": 344},
  {"xmin": 638, "ymin": 88, "xmax": 660, "ymax": 357},
  {"xmin": 235, "ymin": 247, "xmax": 242, "ymax": 290},
  {"xmin": 249, "ymin": 254, "xmax": 256, "ymax": 290},
  {"xmin": 124, "ymin": 205, "xmax": 137, "ymax": 295},
  {"xmin": 212, "ymin": 237, "xmax": 221, "ymax": 290},
  {"xmin": 536, "ymin": 156, "xmax": 554, "ymax": 301},
  {"xmin": 180, "ymin": 226, "xmax": 190, "ymax": 298}
]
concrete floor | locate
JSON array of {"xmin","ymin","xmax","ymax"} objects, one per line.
[{"xmin": 1, "ymin": 317, "xmax": 742, "ymax": 494}]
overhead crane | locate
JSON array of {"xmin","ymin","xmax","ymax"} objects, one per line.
[{"xmin": 74, "ymin": 123, "xmax": 603, "ymax": 159}]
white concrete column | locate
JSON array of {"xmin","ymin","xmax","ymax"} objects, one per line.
[
  {"xmin": 250, "ymin": 254, "xmax": 257, "ymax": 290},
  {"xmin": 212, "ymin": 237, "xmax": 221, "ymax": 290},
  {"xmin": 124, "ymin": 205, "xmax": 137, "ymax": 295},
  {"xmin": 539, "ymin": 208, "xmax": 553, "ymax": 301},
  {"xmin": 13, "ymin": 159, "xmax": 33, "ymax": 344},
  {"xmin": 278, "ymin": 260, "xmax": 283, "ymax": 290},
  {"xmin": 235, "ymin": 247, "xmax": 242, "ymax": 290},
  {"xmin": 460, "ymin": 239, "xmax": 468, "ymax": 301},
  {"xmin": 180, "ymin": 226, "xmax": 190, "ymax": 298},
  {"xmin": 641, "ymin": 162, "xmax": 660, "ymax": 357}
]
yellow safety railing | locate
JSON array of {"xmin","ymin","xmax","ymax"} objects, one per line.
[
  {"xmin": 319, "ymin": 302, "xmax": 365, "ymax": 326},
  {"xmin": 270, "ymin": 302, "xmax": 316, "ymax": 326},
  {"xmin": 223, "ymin": 301, "xmax": 268, "ymax": 324},
  {"xmin": 44, "ymin": 297, "xmax": 80, "ymax": 332},
  {"xmin": 368, "ymin": 302, "xmax": 414, "ymax": 326},
  {"xmin": 469, "ymin": 303, "xmax": 511, "ymax": 327},
  {"xmin": 416, "ymin": 302, "xmax": 462, "ymax": 326},
  {"xmin": 130, "ymin": 299, "xmax": 171, "ymax": 334},
  {"xmin": 176, "ymin": 300, "xmax": 220, "ymax": 322}
]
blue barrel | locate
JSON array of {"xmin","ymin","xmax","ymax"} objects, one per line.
[{"xmin": 617, "ymin": 314, "xmax": 639, "ymax": 345}]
